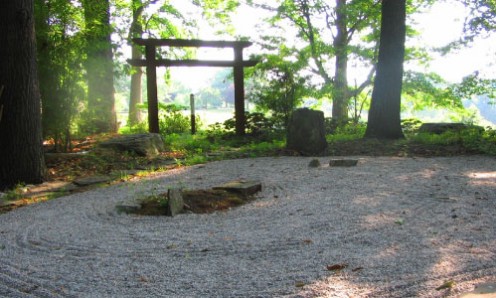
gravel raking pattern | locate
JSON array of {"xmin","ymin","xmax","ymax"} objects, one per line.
[{"xmin": 0, "ymin": 156, "xmax": 495, "ymax": 297}]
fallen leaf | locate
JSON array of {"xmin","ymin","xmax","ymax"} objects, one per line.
[
  {"xmin": 395, "ymin": 218, "xmax": 405, "ymax": 225},
  {"xmin": 327, "ymin": 263, "xmax": 348, "ymax": 271},
  {"xmin": 436, "ymin": 280, "xmax": 455, "ymax": 291},
  {"xmin": 303, "ymin": 239, "xmax": 313, "ymax": 244}
]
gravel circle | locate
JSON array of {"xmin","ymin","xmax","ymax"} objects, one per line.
[{"xmin": 0, "ymin": 156, "xmax": 495, "ymax": 297}]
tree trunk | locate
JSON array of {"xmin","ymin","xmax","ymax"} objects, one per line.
[
  {"xmin": 82, "ymin": 0, "xmax": 117, "ymax": 133},
  {"xmin": 128, "ymin": 0, "xmax": 144, "ymax": 126},
  {"xmin": 332, "ymin": 0, "xmax": 349, "ymax": 122},
  {"xmin": 128, "ymin": 46, "xmax": 143, "ymax": 126},
  {"xmin": 364, "ymin": 0, "xmax": 405, "ymax": 139},
  {"xmin": 0, "ymin": 0, "xmax": 46, "ymax": 189}
]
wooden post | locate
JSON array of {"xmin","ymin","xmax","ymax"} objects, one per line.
[
  {"xmin": 233, "ymin": 46, "xmax": 245, "ymax": 136},
  {"xmin": 128, "ymin": 39, "xmax": 258, "ymax": 136},
  {"xmin": 190, "ymin": 93, "xmax": 196, "ymax": 134},
  {"xmin": 145, "ymin": 45, "xmax": 159, "ymax": 133}
]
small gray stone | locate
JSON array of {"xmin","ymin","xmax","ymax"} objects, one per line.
[
  {"xmin": 329, "ymin": 159, "xmax": 358, "ymax": 167},
  {"xmin": 308, "ymin": 159, "xmax": 321, "ymax": 168},
  {"xmin": 166, "ymin": 189, "xmax": 184, "ymax": 217},
  {"xmin": 73, "ymin": 176, "xmax": 112, "ymax": 186}
]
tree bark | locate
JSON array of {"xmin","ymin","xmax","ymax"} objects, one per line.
[
  {"xmin": 0, "ymin": 0, "xmax": 46, "ymax": 189},
  {"xmin": 82, "ymin": 0, "xmax": 117, "ymax": 133},
  {"xmin": 332, "ymin": 0, "xmax": 349, "ymax": 122},
  {"xmin": 364, "ymin": 0, "xmax": 405, "ymax": 139},
  {"xmin": 128, "ymin": 0, "xmax": 144, "ymax": 126}
]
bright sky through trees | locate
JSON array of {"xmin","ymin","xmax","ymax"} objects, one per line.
[
  {"xmin": 168, "ymin": 1, "xmax": 495, "ymax": 86},
  {"xmin": 411, "ymin": 1, "xmax": 495, "ymax": 82}
]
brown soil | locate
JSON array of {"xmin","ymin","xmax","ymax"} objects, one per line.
[{"xmin": 133, "ymin": 189, "xmax": 255, "ymax": 216}]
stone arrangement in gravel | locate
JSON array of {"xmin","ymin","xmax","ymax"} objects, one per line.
[
  {"xmin": 117, "ymin": 180, "xmax": 262, "ymax": 216},
  {"xmin": 0, "ymin": 157, "xmax": 495, "ymax": 297}
]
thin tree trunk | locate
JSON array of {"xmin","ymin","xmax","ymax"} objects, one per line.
[
  {"xmin": 82, "ymin": 0, "xmax": 117, "ymax": 133},
  {"xmin": 0, "ymin": 0, "xmax": 46, "ymax": 189},
  {"xmin": 128, "ymin": 0, "xmax": 144, "ymax": 126},
  {"xmin": 332, "ymin": 0, "xmax": 349, "ymax": 122},
  {"xmin": 128, "ymin": 46, "xmax": 143, "ymax": 126},
  {"xmin": 364, "ymin": 0, "xmax": 405, "ymax": 139}
]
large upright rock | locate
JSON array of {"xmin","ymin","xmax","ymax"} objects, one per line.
[
  {"xmin": 286, "ymin": 108, "xmax": 328, "ymax": 156},
  {"xmin": 99, "ymin": 133, "xmax": 165, "ymax": 157}
]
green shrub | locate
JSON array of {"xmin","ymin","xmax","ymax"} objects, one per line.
[
  {"xmin": 327, "ymin": 122, "xmax": 366, "ymax": 142},
  {"xmin": 119, "ymin": 122, "xmax": 148, "ymax": 135},
  {"xmin": 401, "ymin": 118, "xmax": 423, "ymax": 135},
  {"xmin": 158, "ymin": 103, "xmax": 192, "ymax": 135}
]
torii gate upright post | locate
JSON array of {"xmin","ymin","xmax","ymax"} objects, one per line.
[
  {"xmin": 144, "ymin": 44, "xmax": 159, "ymax": 133},
  {"xmin": 128, "ymin": 38, "xmax": 257, "ymax": 136},
  {"xmin": 233, "ymin": 45, "xmax": 246, "ymax": 135}
]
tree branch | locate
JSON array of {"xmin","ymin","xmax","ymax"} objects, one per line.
[{"xmin": 350, "ymin": 65, "xmax": 376, "ymax": 98}]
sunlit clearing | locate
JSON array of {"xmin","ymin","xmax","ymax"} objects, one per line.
[
  {"xmin": 467, "ymin": 172, "xmax": 496, "ymax": 187},
  {"xmin": 470, "ymin": 172, "xmax": 496, "ymax": 179}
]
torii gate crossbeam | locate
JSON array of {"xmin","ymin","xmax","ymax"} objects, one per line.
[{"xmin": 128, "ymin": 38, "xmax": 258, "ymax": 136}]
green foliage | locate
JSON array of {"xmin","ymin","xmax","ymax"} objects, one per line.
[
  {"xmin": 462, "ymin": 0, "xmax": 496, "ymax": 41},
  {"xmin": 223, "ymin": 112, "xmax": 278, "ymax": 136},
  {"xmin": 402, "ymin": 71, "xmax": 463, "ymax": 111},
  {"xmin": 158, "ymin": 103, "xmax": 192, "ymax": 135},
  {"xmin": 408, "ymin": 125, "xmax": 496, "ymax": 155},
  {"xmin": 239, "ymin": 140, "xmax": 285, "ymax": 157},
  {"xmin": 165, "ymin": 133, "xmax": 217, "ymax": 155},
  {"xmin": 194, "ymin": 0, "xmax": 239, "ymax": 35},
  {"xmin": 452, "ymin": 73, "xmax": 496, "ymax": 102},
  {"xmin": 119, "ymin": 121, "xmax": 148, "ymax": 135},
  {"xmin": 401, "ymin": 118, "xmax": 423, "ymax": 135},
  {"xmin": 35, "ymin": 0, "xmax": 86, "ymax": 151},
  {"xmin": 248, "ymin": 52, "xmax": 310, "ymax": 127},
  {"xmin": 205, "ymin": 112, "xmax": 282, "ymax": 145},
  {"xmin": 327, "ymin": 122, "xmax": 367, "ymax": 142}
]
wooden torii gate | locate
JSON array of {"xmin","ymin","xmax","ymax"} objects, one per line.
[{"xmin": 128, "ymin": 38, "xmax": 258, "ymax": 135}]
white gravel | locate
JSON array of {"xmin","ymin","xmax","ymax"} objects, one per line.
[{"xmin": 0, "ymin": 156, "xmax": 495, "ymax": 297}]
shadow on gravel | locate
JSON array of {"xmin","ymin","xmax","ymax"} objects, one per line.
[{"xmin": 296, "ymin": 157, "xmax": 496, "ymax": 297}]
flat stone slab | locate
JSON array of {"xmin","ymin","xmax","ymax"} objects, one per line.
[
  {"xmin": 329, "ymin": 159, "xmax": 358, "ymax": 167},
  {"xmin": 460, "ymin": 282, "xmax": 496, "ymax": 298},
  {"xmin": 99, "ymin": 133, "xmax": 165, "ymax": 157},
  {"xmin": 115, "ymin": 202, "xmax": 141, "ymax": 214},
  {"xmin": 73, "ymin": 176, "xmax": 112, "ymax": 186},
  {"xmin": 213, "ymin": 180, "xmax": 262, "ymax": 196}
]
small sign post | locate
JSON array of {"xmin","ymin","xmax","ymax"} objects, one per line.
[{"xmin": 190, "ymin": 94, "xmax": 196, "ymax": 135}]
